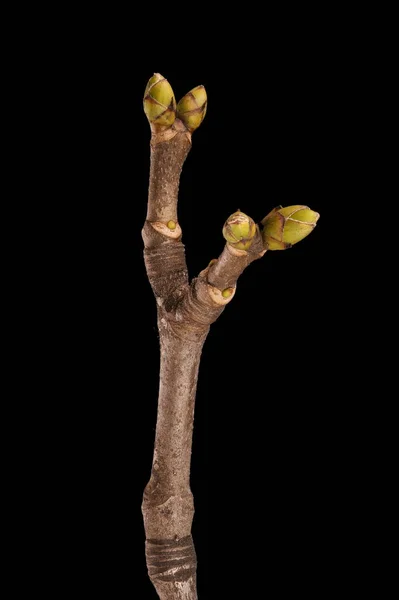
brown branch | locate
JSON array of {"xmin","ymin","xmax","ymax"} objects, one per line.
[
  {"xmin": 142, "ymin": 327, "xmax": 205, "ymax": 600},
  {"xmin": 146, "ymin": 121, "xmax": 192, "ymax": 224},
  {"xmin": 142, "ymin": 121, "xmax": 266, "ymax": 600},
  {"xmin": 142, "ymin": 121, "xmax": 201, "ymax": 600},
  {"xmin": 207, "ymin": 228, "xmax": 266, "ymax": 292},
  {"xmin": 142, "ymin": 122, "xmax": 192, "ymax": 307}
]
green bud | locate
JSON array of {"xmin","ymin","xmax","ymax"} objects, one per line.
[
  {"xmin": 261, "ymin": 205, "xmax": 319, "ymax": 250},
  {"xmin": 222, "ymin": 211, "xmax": 256, "ymax": 251},
  {"xmin": 222, "ymin": 287, "xmax": 234, "ymax": 298},
  {"xmin": 143, "ymin": 73, "xmax": 176, "ymax": 129},
  {"xmin": 177, "ymin": 85, "xmax": 207, "ymax": 132}
]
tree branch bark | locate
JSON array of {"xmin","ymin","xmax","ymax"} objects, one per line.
[
  {"xmin": 142, "ymin": 121, "xmax": 265, "ymax": 599},
  {"xmin": 207, "ymin": 229, "xmax": 265, "ymax": 291},
  {"xmin": 143, "ymin": 329, "xmax": 205, "ymax": 600}
]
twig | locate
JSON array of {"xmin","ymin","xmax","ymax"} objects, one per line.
[{"xmin": 141, "ymin": 74, "xmax": 319, "ymax": 599}]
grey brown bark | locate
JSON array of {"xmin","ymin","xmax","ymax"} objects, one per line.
[{"xmin": 142, "ymin": 121, "xmax": 265, "ymax": 599}]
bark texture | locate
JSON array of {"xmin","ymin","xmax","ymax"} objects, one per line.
[{"xmin": 142, "ymin": 120, "xmax": 266, "ymax": 599}]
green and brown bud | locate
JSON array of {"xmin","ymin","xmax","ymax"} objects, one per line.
[
  {"xmin": 222, "ymin": 210, "xmax": 256, "ymax": 251},
  {"xmin": 177, "ymin": 85, "xmax": 207, "ymax": 132},
  {"xmin": 222, "ymin": 287, "xmax": 234, "ymax": 298},
  {"xmin": 261, "ymin": 205, "xmax": 320, "ymax": 250},
  {"xmin": 143, "ymin": 73, "xmax": 176, "ymax": 129}
]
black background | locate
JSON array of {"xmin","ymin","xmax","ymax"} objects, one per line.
[
  {"xmin": 10, "ymin": 10, "xmax": 392, "ymax": 597},
  {"xmin": 21, "ymin": 50, "xmax": 347, "ymax": 597}
]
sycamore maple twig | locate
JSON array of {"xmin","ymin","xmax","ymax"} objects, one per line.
[{"xmin": 141, "ymin": 73, "xmax": 319, "ymax": 600}]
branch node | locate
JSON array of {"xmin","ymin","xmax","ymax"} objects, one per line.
[
  {"xmin": 207, "ymin": 283, "xmax": 236, "ymax": 305},
  {"xmin": 149, "ymin": 221, "xmax": 182, "ymax": 240},
  {"xmin": 151, "ymin": 119, "xmax": 192, "ymax": 147}
]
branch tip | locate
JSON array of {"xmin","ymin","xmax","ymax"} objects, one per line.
[
  {"xmin": 261, "ymin": 205, "xmax": 320, "ymax": 250},
  {"xmin": 177, "ymin": 85, "xmax": 208, "ymax": 133},
  {"xmin": 223, "ymin": 210, "xmax": 256, "ymax": 251},
  {"xmin": 144, "ymin": 73, "xmax": 176, "ymax": 131}
]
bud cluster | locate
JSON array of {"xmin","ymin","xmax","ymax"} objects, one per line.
[{"xmin": 144, "ymin": 73, "xmax": 207, "ymax": 133}]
